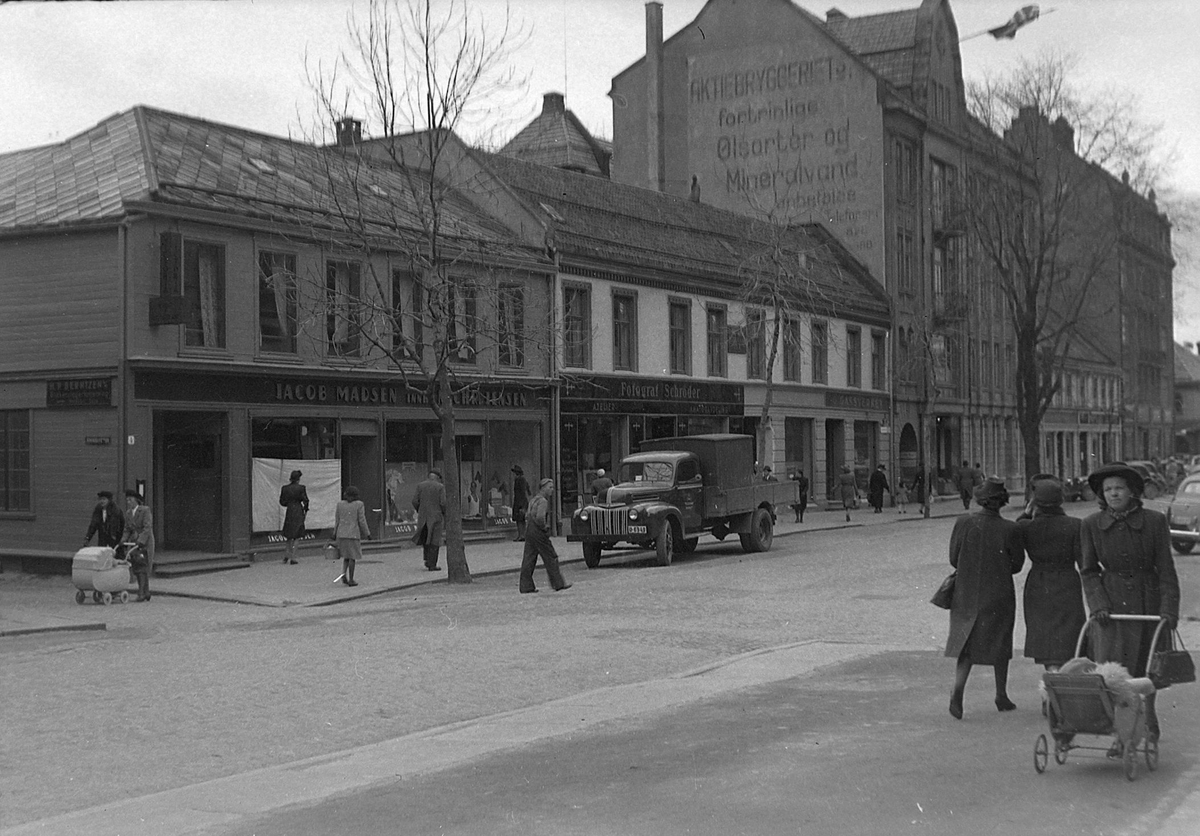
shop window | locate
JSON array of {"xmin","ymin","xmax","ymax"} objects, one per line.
[
  {"xmin": 326, "ymin": 260, "xmax": 363, "ymax": 357},
  {"xmin": 668, "ymin": 298, "xmax": 691, "ymax": 375},
  {"xmin": 258, "ymin": 251, "xmax": 297, "ymax": 353},
  {"xmin": 563, "ymin": 284, "xmax": 591, "ymax": 368},
  {"xmin": 498, "ymin": 283, "xmax": 525, "ymax": 367},
  {"xmin": 0, "ymin": 410, "xmax": 31, "ymax": 512},
  {"xmin": 746, "ymin": 308, "xmax": 766, "ymax": 379},
  {"xmin": 847, "ymin": 327, "xmax": 862, "ymax": 388},
  {"xmin": 252, "ymin": 418, "xmax": 337, "ymax": 460},
  {"xmin": 811, "ymin": 320, "xmax": 828, "ymax": 384},
  {"xmin": 706, "ymin": 305, "xmax": 727, "ymax": 377},
  {"xmin": 160, "ymin": 233, "xmax": 226, "ymax": 349},
  {"xmin": 613, "ymin": 291, "xmax": 638, "ymax": 372},
  {"xmin": 782, "ymin": 316, "xmax": 802, "ymax": 382}
]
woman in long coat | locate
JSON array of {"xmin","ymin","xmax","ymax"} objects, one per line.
[
  {"xmin": 837, "ymin": 465, "xmax": 857, "ymax": 523},
  {"xmin": 1081, "ymin": 462, "xmax": 1181, "ymax": 742},
  {"xmin": 1015, "ymin": 476, "xmax": 1085, "ymax": 669},
  {"xmin": 335, "ymin": 485, "xmax": 371, "ymax": 586},
  {"xmin": 945, "ymin": 477, "xmax": 1025, "ymax": 719},
  {"xmin": 278, "ymin": 470, "xmax": 309, "ymax": 565},
  {"xmin": 867, "ymin": 465, "xmax": 890, "ymax": 514}
]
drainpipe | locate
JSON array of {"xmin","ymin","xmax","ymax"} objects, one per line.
[
  {"xmin": 646, "ymin": 1, "xmax": 665, "ymax": 192},
  {"xmin": 117, "ymin": 218, "xmax": 130, "ymax": 495}
]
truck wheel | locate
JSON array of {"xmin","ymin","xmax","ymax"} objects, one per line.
[
  {"xmin": 739, "ymin": 508, "xmax": 774, "ymax": 553},
  {"xmin": 583, "ymin": 542, "xmax": 603, "ymax": 568},
  {"xmin": 678, "ymin": 537, "xmax": 698, "ymax": 554},
  {"xmin": 655, "ymin": 523, "xmax": 675, "ymax": 566}
]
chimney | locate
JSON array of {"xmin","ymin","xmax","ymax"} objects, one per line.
[
  {"xmin": 1051, "ymin": 115, "xmax": 1074, "ymax": 150},
  {"xmin": 826, "ymin": 8, "xmax": 847, "ymax": 22},
  {"xmin": 542, "ymin": 92, "xmax": 566, "ymax": 115},
  {"xmin": 335, "ymin": 117, "xmax": 362, "ymax": 147},
  {"xmin": 646, "ymin": 2, "xmax": 665, "ymax": 192}
]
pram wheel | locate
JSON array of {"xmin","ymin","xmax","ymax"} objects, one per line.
[
  {"xmin": 92, "ymin": 591, "xmax": 102, "ymax": 604},
  {"xmin": 100, "ymin": 592, "xmax": 112, "ymax": 606},
  {"xmin": 118, "ymin": 591, "xmax": 130, "ymax": 604},
  {"xmin": 1123, "ymin": 745, "xmax": 1138, "ymax": 781},
  {"xmin": 1145, "ymin": 739, "xmax": 1158, "ymax": 772},
  {"xmin": 1054, "ymin": 740, "xmax": 1069, "ymax": 765},
  {"xmin": 75, "ymin": 590, "xmax": 86, "ymax": 605},
  {"xmin": 1034, "ymin": 734, "xmax": 1048, "ymax": 773}
]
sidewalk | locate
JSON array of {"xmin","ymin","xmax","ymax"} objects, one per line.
[{"xmin": 1, "ymin": 500, "xmax": 968, "ymax": 635}]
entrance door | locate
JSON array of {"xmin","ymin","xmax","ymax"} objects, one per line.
[
  {"xmin": 341, "ymin": 433, "xmax": 381, "ymax": 538},
  {"xmin": 160, "ymin": 411, "xmax": 225, "ymax": 552},
  {"xmin": 825, "ymin": 419, "xmax": 845, "ymax": 499}
]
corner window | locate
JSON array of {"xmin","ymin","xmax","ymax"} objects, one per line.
[{"xmin": 258, "ymin": 251, "xmax": 297, "ymax": 353}]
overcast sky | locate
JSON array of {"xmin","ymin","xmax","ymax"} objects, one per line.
[{"xmin": 3, "ymin": 0, "xmax": 1197, "ymax": 334}]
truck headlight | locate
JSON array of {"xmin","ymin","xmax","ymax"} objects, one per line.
[
  {"xmin": 628, "ymin": 508, "xmax": 639, "ymax": 520},
  {"xmin": 579, "ymin": 510, "xmax": 589, "ymax": 521}
]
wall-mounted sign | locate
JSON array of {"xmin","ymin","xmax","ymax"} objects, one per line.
[
  {"xmin": 825, "ymin": 391, "xmax": 888, "ymax": 413},
  {"xmin": 84, "ymin": 436, "xmax": 112, "ymax": 446},
  {"xmin": 47, "ymin": 378, "xmax": 112, "ymax": 408},
  {"xmin": 561, "ymin": 374, "xmax": 744, "ymax": 416}
]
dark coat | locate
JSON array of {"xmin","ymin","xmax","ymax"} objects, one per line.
[
  {"xmin": 122, "ymin": 504, "xmax": 156, "ymax": 571},
  {"xmin": 1080, "ymin": 505, "xmax": 1181, "ymax": 675},
  {"xmin": 944, "ymin": 508, "xmax": 1024, "ymax": 664},
  {"xmin": 279, "ymin": 481, "xmax": 309, "ymax": 540},
  {"xmin": 512, "ymin": 474, "xmax": 530, "ymax": 522},
  {"xmin": 790, "ymin": 474, "xmax": 809, "ymax": 510},
  {"xmin": 411, "ymin": 478, "xmax": 446, "ymax": 548},
  {"xmin": 85, "ymin": 502, "xmax": 125, "ymax": 548},
  {"xmin": 868, "ymin": 470, "xmax": 890, "ymax": 508},
  {"xmin": 591, "ymin": 475, "xmax": 614, "ymax": 501},
  {"xmin": 1015, "ymin": 508, "xmax": 1085, "ymax": 665},
  {"xmin": 837, "ymin": 471, "xmax": 857, "ymax": 508}
]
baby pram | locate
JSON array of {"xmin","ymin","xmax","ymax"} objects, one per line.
[
  {"xmin": 71, "ymin": 544, "xmax": 134, "ymax": 605},
  {"xmin": 1034, "ymin": 614, "xmax": 1165, "ymax": 781}
]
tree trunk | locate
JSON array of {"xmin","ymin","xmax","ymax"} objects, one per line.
[
  {"xmin": 1019, "ymin": 413, "xmax": 1042, "ymax": 499},
  {"xmin": 438, "ymin": 374, "xmax": 472, "ymax": 584}
]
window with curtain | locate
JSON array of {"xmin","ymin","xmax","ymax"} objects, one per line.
[
  {"xmin": 1, "ymin": 410, "xmax": 30, "ymax": 512},
  {"xmin": 811, "ymin": 320, "xmax": 828, "ymax": 384},
  {"xmin": 613, "ymin": 291, "xmax": 638, "ymax": 371},
  {"xmin": 391, "ymin": 269, "xmax": 407, "ymax": 358},
  {"xmin": 498, "ymin": 283, "xmax": 525, "ymax": 367},
  {"xmin": 258, "ymin": 251, "xmax": 297, "ymax": 353},
  {"xmin": 746, "ymin": 308, "xmax": 766, "ymax": 379},
  {"xmin": 563, "ymin": 284, "xmax": 591, "ymax": 368},
  {"xmin": 706, "ymin": 305, "xmax": 727, "ymax": 377},
  {"xmin": 183, "ymin": 241, "xmax": 226, "ymax": 348},
  {"xmin": 847, "ymin": 327, "xmax": 862, "ymax": 388},
  {"xmin": 326, "ymin": 260, "xmax": 362, "ymax": 357},
  {"xmin": 871, "ymin": 331, "xmax": 886, "ymax": 390},
  {"xmin": 448, "ymin": 284, "xmax": 478, "ymax": 363},
  {"xmin": 668, "ymin": 299, "xmax": 691, "ymax": 375},
  {"xmin": 783, "ymin": 316, "xmax": 802, "ymax": 382}
]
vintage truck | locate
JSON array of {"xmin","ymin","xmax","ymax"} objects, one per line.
[{"xmin": 567, "ymin": 434, "xmax": 798, "ymax": 567}]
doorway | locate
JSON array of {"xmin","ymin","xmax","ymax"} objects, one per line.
[
  {"xmin": 825, "ymin": 419, "xmax": 845, "ymax": 499},
  {"xmin": 340, "ymin": 422, "xmax": 380, "ymax": 537},
  {"xmin": 158, "ymin": 411, "xmax": 225, "ymax": 552}
]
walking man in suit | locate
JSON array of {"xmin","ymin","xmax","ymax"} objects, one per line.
[
  {"xmin": 84, "ymin": 490, "xmax": 125, "ymax": 548},
  {"xmin": 412, "ymin": 470, "xmax": 446, "ymax": 571}
]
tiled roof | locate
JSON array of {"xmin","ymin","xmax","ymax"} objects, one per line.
[
  {"xmin": 481, "ymin": 154, "xmax": 889, "ymax": 322},
  {"xmin": 0, "ymin": 110, "xmax": 150, "ymax": 228},
  {"xmin": 500, "ymin": 93, "xmax": 611, "ymax": 176},
  {"xmin": 0, "ymin": 107, "xmax": 518, "ymax": 246},
  {"xmin": 823, "ymin": 8, "xmax": 918, "ymax": 90}
]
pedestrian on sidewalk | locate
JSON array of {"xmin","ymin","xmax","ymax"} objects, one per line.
[
  {"xmin": 278, "ymin": 470, "xmax": 309, "ymax": 565},
  {"xmin": 838, "ymin": 465, "xmax": 857, "ymax": 523},
  {"xmin": 789, "ymin": 470, "xmax": 809, "ymax": 523},
  {"xmin": 1080, "ymin": 462, "xmax": 1181, "ymax": 744},
  {"xmin": 1014, "ymin": 474, "xmax": 1085, "ymax": 672},
  {"xmin": 334, "ymin": 486, "xmax": 370, "ymax": 587},
  {"xmin": 412, "ymin": 470, "xmax": 446, "ymax": 571},
  {"xmin": 84, "ymin": 490, "xmax": 124, "ymax": 548},
  {"xmin": 122, "ymin": 489, "xmax": 155, "ymax": 602},
  {"xmin": 868, "ymin": 465, "xmax": 890, "ymax": 514},
  {"xmin": 895, "ymin": 482, "xmax": 909, "ymax": 513},
  {"xmin": 519, "ymin": 478, "xmax": 572, "ymax": 594},
  {"xmin": 955, "ymin": 460, "xmax": 976, "ymax": 510},
  {"xmin": 511, "ymin": 465, "xmax": 529, "ymax": 542},
  {"xmin": 944, "ymin": 477, "xmax": 1025, "ymax": 719}
]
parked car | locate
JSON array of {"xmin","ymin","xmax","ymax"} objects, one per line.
[
  {"xmin": 1125, "ymin": 460, "xmax": 1168, "ymax": 500},
  {"xmin": 1167, "ymin": 472, "xmax": 1200, "ymax": 553}
]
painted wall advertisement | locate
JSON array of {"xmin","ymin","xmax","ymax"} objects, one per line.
[{"xmin": 687, "ymin": 46, "xmax": 885, "ymax": 278}]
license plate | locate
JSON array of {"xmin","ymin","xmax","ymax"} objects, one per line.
[{"xmin": 628, "ymin": 525, "xmax": 647, "ymax": 534}]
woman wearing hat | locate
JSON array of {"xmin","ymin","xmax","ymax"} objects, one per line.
[
  {"xmin": 1015, "ymin": 474, "xmax": 1086, "ymax": 670},
  {"xmin": 278, "ymin": 470, "xmax": 309, "ymax": 565},
  {"xmin": 122, "ymin": 489, "xmax": 155, "ymax": 602},
  {"xmin": 1080, "ymin": 462, "xmax": 1181, "ymax": 742},
  {"xmin": 944, "ymin": 477, "xmax": 1025, "ymax": 719}
]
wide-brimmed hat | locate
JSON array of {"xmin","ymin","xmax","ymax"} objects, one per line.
[
  {"xmin": 511, "ymin": 465, "xmax": 523, "ymax": 475},
  {"xmin": 1087, "ymin": 462, "xmax": 1144, "ymax": 497},
  {"xmin": 97, "ymin": 490, "xmax": 113, "ymax": 499},
  {"xmin": 973, "ymin": 477, "xmax": 1009, "ymax": 505},
  {"xmin": 1032, "ymin": 479, "xmax": 1065, "ymax": 508}
]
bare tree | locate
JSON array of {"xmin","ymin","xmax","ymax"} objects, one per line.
[
  {"xmin": 965, "ymin": 51, "xmax": 1168, "ymax": 481},
  {"xmin": 299, "ymin": 0, "xmax": 542, "ymax": 584}
]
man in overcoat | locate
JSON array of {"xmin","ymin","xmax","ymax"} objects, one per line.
[
  {"xmin": 84, "ymin": 490, "xmax": 125, "ymax": 548},
  {"xmin": 1014, "ymin": 475, "xmax": 1085, "ymax": 668},
  {"xmin": 511, "ymin": 465, "xmax": 530, "ymax": 542},
  {"xmin": 412, "ymin": 470, "xmax": 446, "ymax": 571},
  {"xmin": 1080, "ymin": 461, "xmax": 1181, "ymax": 742},
  {"xmin": 945, "ymin": 477, "xmax": 1025, "ymax": 719},
  {"xmin": 868, "ymin": 465, "xmax": 890, "ymax": 513}
]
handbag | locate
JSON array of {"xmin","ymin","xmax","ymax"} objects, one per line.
[
  {"xmin": 1148, "ymin": 630, "xmax": 1195, "ymax": 689},
  {"xmin": 324, "ymin": 541, "xmax": 340, "ymax": 561},
  {"xmin": 930, "ymin": 571, "xmax": 956, "ymax": 609}
]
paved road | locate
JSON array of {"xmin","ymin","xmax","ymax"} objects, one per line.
[{"xmin": 3, "ymin": 506, "xmax": 1198, "ymax": 834}]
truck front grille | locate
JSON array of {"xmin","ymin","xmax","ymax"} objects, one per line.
[{"xmin": 590, "ymin": 508, "xmax": 629, "ymax": 536}]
